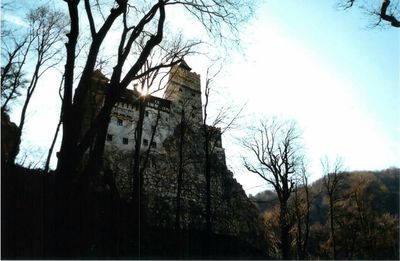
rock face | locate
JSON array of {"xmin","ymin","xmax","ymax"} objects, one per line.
[
  {"xmin": 1, "ymin": 111, "xmax": 20, "ymax": 166},
  {"xmin": 85, "ymin": 62, "xmax": 265, "ymax": 250}
]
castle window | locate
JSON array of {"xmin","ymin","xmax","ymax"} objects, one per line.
[
  {"xmin": 106, "ymin": 134, "xmax": 113, "ymax": 141},
  {"xmin": 122, "ymin": 137, "xmax": 129, "ymax": 144},
  {"xmin": 143, "ymin": 139, "xmax": 149, "ymax": 146},
  {"xmin": 145, "ymin": 111, "xmax": 149, "ymax": 117},
  {"xmin": 151, "ymin": 142, "xmax": 157, "ymax": 148},
  {"xmin": 117, "ymin": 119, "xmax": 123, "ymax": 126}
]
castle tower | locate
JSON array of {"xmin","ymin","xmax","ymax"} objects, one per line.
[{"xmin": 164, "ymin": 61, "xmax": 203, "ymax": 124}]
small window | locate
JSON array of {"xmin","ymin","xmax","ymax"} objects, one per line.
[
  {"xmin": 117, "ymin": 119, "xmax": 123, "ymax": 126},
  {"xmin": 151, "ymin": 142, "xmax": 157, "ymax": 148},
  {"xmin": 165, "ymin": 116, "xmax": 169, "ymax": 122},
  {"xmin": 122, "ymin": 137, "xmax": 128, "ymax": 144},
  {"xmin": 106, "ymin": 134, "xmax": 113, "ymax": 141},
  {"xmin": 145, "ymin": 111, "xmax": 149, "ymax": 117},
  {"xmin": 143, "ymin": 139, "xmax": 149, "ymax": 146},
  {"xmin": 179, "ymin": 87, "xmax": 183, "ymax": 92}
]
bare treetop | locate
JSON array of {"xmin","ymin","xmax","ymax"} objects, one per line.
[{"xmin": 242, "ymin": 119, "xmax": 303, "ymax": 199}]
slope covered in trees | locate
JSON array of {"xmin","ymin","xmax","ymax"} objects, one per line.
[{"xmin": 251, "ymin": 168, "xmax": 399, "ymax": 259}]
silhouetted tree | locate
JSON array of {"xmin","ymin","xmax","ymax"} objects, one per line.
[
  {"xmin": 293, "ymin": 162, "xmax": 311, "ymax": 259},
  {"xmin": 44, "ymin": 75, "xmax": 64, "ymax": 173},
  {"xmin": 1, "ymin": 5, "xmax": 67, "ymax": 165},
  {"xmin": 1, "ymin": 37, "xmax": 29, "ymax": 113},
  {"xmin": 202, "ymin": 63, "xmax": 244, "ymax": 255},
  {"xmin": 243, "ymin": 119, "xmax": 302, "ymax": 259},
  {"xmin": 340, "ymin": 0, "xmax": 399, "ymax": 27},
  {"xmin": 53, "ymin": 1, "xmax": 253, "ymax": 256},
  {"xmin": 321, "ymin": 157, "xmax": 345, "ymax": 259},
  {"xmin": 56, "ymin": 0, "xmax": 252, "ymax": 183}
]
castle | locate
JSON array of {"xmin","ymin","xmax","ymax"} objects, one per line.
[
  {"xmin": 87, "ymin": 61, "xmax": 262, "ymax": 244},
  {"xmin": 104, "ymin": 61, "xmax": 223, "ymax": 156}
]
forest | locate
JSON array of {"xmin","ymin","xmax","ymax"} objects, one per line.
[{"xmin": 251, "ymin": 168, "xmax": 399, "ymax": 260}]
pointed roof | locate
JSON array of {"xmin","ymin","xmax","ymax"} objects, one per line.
[{"xmin": 178, "ymin": 59, "xmax": 192, "ymax": 71}]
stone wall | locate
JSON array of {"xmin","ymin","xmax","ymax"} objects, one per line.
[
  {"xmin": 103, "ymin": 120, "xmax": 264, "ymax": 249},
  {"xmin": 85, "ymin": 63, "xmax": 264, "ymax": 251}
]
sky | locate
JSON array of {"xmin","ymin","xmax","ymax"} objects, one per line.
[
  {"xmin": 215, "ymin": 1, "xmax": 400, "ymax": 195},
  {"xmin": 3, "ymin": 1, "xmax": 399, "ymax": 195}
]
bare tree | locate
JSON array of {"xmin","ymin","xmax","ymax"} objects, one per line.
[
  {"xmin": 56, "ymin": 0, "xmax": 252, "ymax": 184},
  {"xmin": 293, "ymin": 161, "xmax": 311, "ymax": 259},
  {"xmin": 340, "ymin": 0, "xmax": 400, "ymax": 28},
  {"xmin": 1, "ymin": 5, "xmax": 67, "ymax": 165},
  {"xmin": 128, "ymin": 62, "xmax": 176, "ymax": 256},
  {"xmin": 46, "ymin": 0, "xmax": 253, "ymax": 256},
  {"xmin": 17, "ymin": 6, "xmax": 66, "ymax": 135},
  {"xmin": 44, "ymin": 75, "xmax": 65, "ymax": 173},
  {"xmin": 321, "ymin": 156, "xmax": 345, "ymax": 260},
  {"xmin": 1, "ymin": 35, "xmax": 29, "ymax": 113},
  {"xmin": 242, "ymin": 119, "xmax": 302, "ymax": 259},
  {"xmin": 202, "ymin": 63, "xmax": 244, "ymax": 246}
]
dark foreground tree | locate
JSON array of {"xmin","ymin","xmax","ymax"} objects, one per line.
[
  {"xmin": 52, "ymin": 0, "xmax": 253, "ymax": 257},
  {"xmin": 242, "ymin": 119, "xmax": 302, "ymax": 259},
  {"xmin": 1, "ymin": 5, "xmax": 67, "ymax": 165},
  {"xmin": 57, "ymin": 0, "xmax": 252, "ymax": 181},
  {"xmin": 340, "ymin": 0, "xmax": 400, "ymax": 27}
]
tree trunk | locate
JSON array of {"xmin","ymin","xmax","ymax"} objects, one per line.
[
  {"xmin": 303, "ymin": 184, "xmax": 310, "ymax": 259},
  {"xmin": 131, "ymin": 95, "xmax": 146, "ymax": 257},
  {"xmin": 329, "ymin": 195, "xmax": 337, "ymax": 259},
  {"xmin": 280, "ymin": 201, "xmax": 290, "ymax": 260},
  {"xmin": 44, "ymin": 118, "xmax": 61, "ymax": 173}
]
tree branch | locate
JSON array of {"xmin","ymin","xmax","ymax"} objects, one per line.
[{"xmin": 381, "ymin": 0, "xmax": 400, "ymax": 27}]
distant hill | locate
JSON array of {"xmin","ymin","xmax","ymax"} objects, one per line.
[
  {"xmin": 251, "ymin": 168, "xmax": 399, "ymax": 219},
  {"xmin": 249, "ymin": 168, "xmax": 400, "ymax": 259}
]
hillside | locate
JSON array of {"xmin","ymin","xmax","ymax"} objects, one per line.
[
  {"xmin": 250, "ymin": 168, "xmax": 400, "ymax": 259},
  {"xmin": 251, "ymin": 168, "xmax": 399, "ymax": 216}
]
